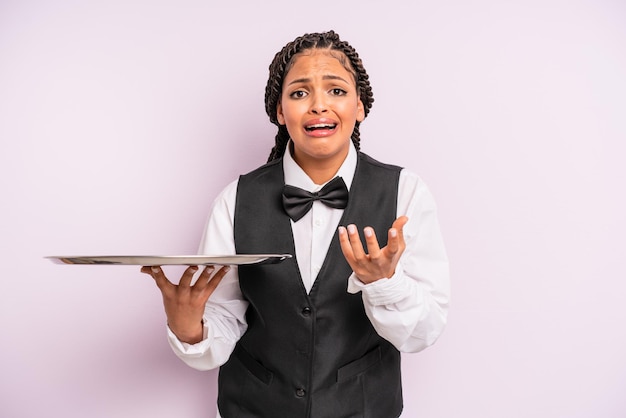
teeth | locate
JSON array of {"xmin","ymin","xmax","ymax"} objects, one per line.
[{"xmin": 306, "ymin": 124, "xmax": 336, "ymax": 129}]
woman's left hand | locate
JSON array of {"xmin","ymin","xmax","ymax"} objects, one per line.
[{"xmin": 338, "ymin": 216, "xmax": 409, "ymax": 284}]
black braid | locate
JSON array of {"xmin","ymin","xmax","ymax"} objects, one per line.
[{"xmin": 265, "ymin": 30, "xmax": 374, "ymax": 162}]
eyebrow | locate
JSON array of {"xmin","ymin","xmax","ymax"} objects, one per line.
[{"xmin": 287, "ymin": 75, "xmax": 350, "ymax": 86}]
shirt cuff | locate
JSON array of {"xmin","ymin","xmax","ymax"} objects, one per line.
[
  {"xmin": 166, "ymin": 319, "xmax": 213, "ymax": 357},
  {"xmin": 347, "ymin": 264, "xmax": 415, "ymax": 306}
]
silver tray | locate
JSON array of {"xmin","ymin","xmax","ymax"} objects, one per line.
[{"xmin": 46, "ymin": 254, "xmax": 292, "ymax": 266}]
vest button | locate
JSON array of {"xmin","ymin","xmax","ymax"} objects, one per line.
[
  {"xmin": 301, "ymin": 307, "xmax": 311, "ymax": 316},
  {"xmin": 296, "ymin": 388, "xmax": 306, "ymax": 397}
]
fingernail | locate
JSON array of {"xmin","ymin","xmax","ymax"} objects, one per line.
[
  {"xmin": 151, "ymin": 266, "xmax": 160, "ymax": 273},
  {"xmin": 347, "ymin": 224, "xmax": 357, "ymax": 234},
  {"xmin": 390, "ymin": 228, "xmax": 397, "ymax": 238},
  {"xmin": 364, "ymin": 227, "xmax": 373, "ymax": 238},
  {"xmin": 338, "ymin": 226, "xmax": 346, "ymax": 234},
  {"xmin": 224, "ymin": 266, "xmax": 231, "ymax": 272}
]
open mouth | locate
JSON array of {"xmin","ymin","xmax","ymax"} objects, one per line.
[{"xmin": 305, "ymin": 123, "xmax": 337, "ymax": 132}]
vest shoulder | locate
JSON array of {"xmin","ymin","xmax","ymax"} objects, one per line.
[
  {"xmin": 239, "ymin": 153, "xmax": 403, "ymax": 181},
  {"xmin": 239, "ymin": 158, "xmax": 282, "ymax": 181},
  {"xmin": 358, "ymin": 152, "xmax": 403, "ymax": 173}
]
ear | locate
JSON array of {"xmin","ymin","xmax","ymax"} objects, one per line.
[
  {"xmin": 356, "ymin": 98, "xmax": 365, "ymax": 122},
  {"xmin": 276, "ymin": 101, "xmax": 286, "ymax": 125}
]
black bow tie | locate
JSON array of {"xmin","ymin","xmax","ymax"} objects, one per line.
[{"xmin": 282, "ymin": 176, "xmax": 349, "ymax": 222}]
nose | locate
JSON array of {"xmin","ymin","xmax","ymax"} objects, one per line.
[{"xmin": 309, "ymin": 92, "xmax": 328, "ymax": 114}]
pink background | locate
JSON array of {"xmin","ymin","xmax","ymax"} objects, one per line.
[{"xmin": 1, "ymin": 1, "xmax": 625, "ymax": 417}]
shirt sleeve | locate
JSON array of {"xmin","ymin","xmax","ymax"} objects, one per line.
[
  {"xmin": 347, "ymin": 169, "xmax": 450, "ymax": 352},
  {"xmin": 166, "ymin": 179, "xmax": 249, "ymax": 371}
]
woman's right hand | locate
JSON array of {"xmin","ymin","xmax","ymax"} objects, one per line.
[{"xmin": 141, "ymin": 265, "xmax": 230, "ymax": 344}]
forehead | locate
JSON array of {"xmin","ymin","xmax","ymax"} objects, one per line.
[{"xmin": 285, "ymin": 49, "xmax": 356, "ymax": 82}]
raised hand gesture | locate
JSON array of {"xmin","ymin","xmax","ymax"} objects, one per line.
[{"xmin": 338, "ymin": 216, "xmax": 408, "ymax": 284}]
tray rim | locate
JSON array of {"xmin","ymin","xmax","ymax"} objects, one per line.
[{"xmin": 45, "ymin": 254, "xmax": 292, "ymax": 266}]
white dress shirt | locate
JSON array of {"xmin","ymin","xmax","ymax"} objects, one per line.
[{"xmin": 167, "ymin": 143, "xmax": 450, "ymax": 379}]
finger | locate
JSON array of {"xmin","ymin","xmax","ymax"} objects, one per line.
[
  {"xmin": 338, "ymin": 226, "xmax": 355, "ymax": 261},
  {"xmin": 347, "ymin": 224, "xmax": 367, "ymax": 259},
  {"xmin": 145, "ymin": 266, "xmax": 172, "ymax": 291},
  {"xmin": 392, "ymin": 216, "xmax": 409, "ymax": 244},
  {"xmin": 179, "ymin": 265, "xmax": 199, "ymax": 286},
  {"xmin": 387, "ymin": 227, "xmax": 400, "ymax": 254},
  {"xmin": 194, "ymin": 265, "xmax": 216, "ymax": 288},
  {"xmin": 387, "ymin": 216, "xmax": 409, "ymax": 255},
  {"xmin": 363, "ymin": 226, "xmax": 381, "ymax": 258},
  {"xmin": 203, "ymin": 265, "xmax": 231, "ymax": 296}
]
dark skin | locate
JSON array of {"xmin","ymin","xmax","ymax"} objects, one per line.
[
  {"xmin": 143, "ymin": 219, "xmax": 408, "ymax": 345},
  {"xmin": 278, "ymin": 50, "xmax": 409, "ymax": 284},
  {"xmin": 143, "ymin": 49, "xmax": 408, "ymax": 345},
  {"xmin": 142, "ymin": 216, "xmax": 407, "ymax": 345},
  {"xmin": 141, "ymin": 265, "xmax": 230, "ymax": 344},
  {"xmin": 338, "ymin": 216, "xmax": 408, "ymax": 284}
]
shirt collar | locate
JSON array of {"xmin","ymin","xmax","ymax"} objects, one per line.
[{"xmin": 282, "ymin": 141, "xmax": 357, "ymax": 192}]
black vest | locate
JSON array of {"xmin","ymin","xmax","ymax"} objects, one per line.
[{"xmin": 218, "ymin": 153, "xmax": 403, "ymax": 418}]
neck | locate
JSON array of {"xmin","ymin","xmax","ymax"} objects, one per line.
[
  {"xmin": 293, "ymin": 156, "xmax": 347, "ymax": 185},
  {"xmin": 289, "ymin": 142, "xmax": 349, "ymax": 185},
  {"xmin": 303, "ymin": 165, "xmax": 340, "ymax": 184}
]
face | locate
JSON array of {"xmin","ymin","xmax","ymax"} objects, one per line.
[{"xmin": 276, "ymin": 49, "xmax": 365, "ymax": 176}]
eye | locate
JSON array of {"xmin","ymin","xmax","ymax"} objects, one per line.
[
  {"xmin": 330, "ymin": 88, "xmax": 347, "ymax": 96},
  {"xmin": 289, "ymin": 90, "xmax": 308, "ymax": 99}
]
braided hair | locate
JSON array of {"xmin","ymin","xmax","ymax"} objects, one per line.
[{"xmin": 265, "ymin": 30, "xmax": 374, "ymax": 162}]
